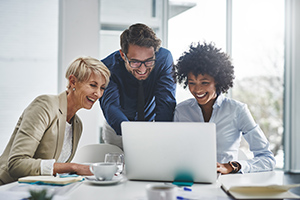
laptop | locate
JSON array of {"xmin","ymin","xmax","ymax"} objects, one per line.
[{"xmin": 121, "ymin": 121, "xmax": 217, "ymax": 183}]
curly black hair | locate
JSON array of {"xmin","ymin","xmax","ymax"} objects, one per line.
[{"xmin": 175, "ymin": 42, "xmax": 235, "ymax": 94}]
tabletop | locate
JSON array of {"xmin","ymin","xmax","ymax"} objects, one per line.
[
  {"xmin": 0, "ymin": 170, "xmax": 299, "ymax": 200},
  {"xmin": 67, "ymin": 178, "xmax": 228, "ymax": 200}
]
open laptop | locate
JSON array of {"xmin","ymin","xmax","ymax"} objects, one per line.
[{"xmin": 121, "ymin": 121, "xmax": 217, "ymax": 183}]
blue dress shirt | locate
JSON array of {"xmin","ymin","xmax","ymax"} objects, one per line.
[
  {"xmin": 100, "ymin": 48, "xmax": 176, "ymax": 135},
  {"xmin": 174, "ymin": 94, "xmax": 276, "ymax": 173}
]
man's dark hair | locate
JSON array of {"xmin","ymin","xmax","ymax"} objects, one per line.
[
  {"xmin": 175, "ymin": 42, "xmax": 235, "ymax": 94},
  {"xmin": 120, "ymin": 23, "xmax": 161, "ymax": 54}
]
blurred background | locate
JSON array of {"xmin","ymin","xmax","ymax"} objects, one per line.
[{"xmin": 0, "ymin": 0, "xmax": 299, "ymax": 173}]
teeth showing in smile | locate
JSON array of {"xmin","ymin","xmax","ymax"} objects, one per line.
[
  {"xmin": 87, "ymin": 97, "xmax": 96, "ymax": 102},
  {"xmin": 196, "ymin": 93, "xmax": 206, "ymax": 98},
  {"xmin": 137, "ymin": 71, "xmax": 147, "ymax": 75}
]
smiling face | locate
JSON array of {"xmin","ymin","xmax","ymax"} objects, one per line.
[
  {"xmin": 72, "ymin": 72, "xmax": 106, "ymax": 110},
  {"xmin": 188, "ymin": 72, "xmax": 217, "ymax": 107},
  {"xmin": 120, "ymin": 44, "xmax": 155, "ymax": 80}
]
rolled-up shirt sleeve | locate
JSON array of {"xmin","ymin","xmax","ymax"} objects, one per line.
[
  {"xmin": 239, "ymin": 125, "xmax": 276, "ymax": 173},
  {"xmin": 237, "ymin": 105, "xmax": 276, "ymax": 173}
]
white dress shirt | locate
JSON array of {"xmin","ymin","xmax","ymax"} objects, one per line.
[{"xmin": 174, "ymin": 94, "xmax": 276, "ymax": 173}]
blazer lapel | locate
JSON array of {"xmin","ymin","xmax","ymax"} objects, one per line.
[{"xmin": 54, "ymin": 91, "xmax": 68, "ymax": 160}]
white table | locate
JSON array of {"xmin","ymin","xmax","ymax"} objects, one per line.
[
  {"xmin": 0, "ymin": 176, "xmax": 229, "ymax": 200},
  {"xmin": 1, "ymin": 171, "xmax": 298, "ymax": 200},
  {"xmin": 67, "ymin": 179, "xmax": 228, "ymax": 200}
]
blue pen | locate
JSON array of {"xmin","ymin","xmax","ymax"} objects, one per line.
[
  {"xmin": 177, "ymin": 196, "xmax": 191, "ymax": 200},
  {"xmin": 183, "ymin": 187, "xmax": 192, "ymax": 191},
  {"xmin": 177, "ymin": 187, "xmax": 192, "ymax": 200}
]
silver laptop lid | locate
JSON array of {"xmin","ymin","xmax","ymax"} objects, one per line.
[{"xmin": 121, "ymin": 122, "xmax": 217, "ymax": 183}]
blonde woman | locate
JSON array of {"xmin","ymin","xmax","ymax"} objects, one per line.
[{"xmin": 0, "ymin": 56, "xmax": 110, "ymax": 185}]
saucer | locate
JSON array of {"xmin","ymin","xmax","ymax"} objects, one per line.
[{"xmin": 84, "ymin": 175, "xmax": 124, "ymax": 185}]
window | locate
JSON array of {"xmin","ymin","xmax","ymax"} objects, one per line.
[
  {"xmin": 169, "ymin": 0, "xmax": 284, "ymax": 168},
  {"xmin": 231, "ymin": 0, "xmax": 284, "ymax": 168},
  {"xmin": 168, "ymin": 0, "xmax": 226, "ymax": 103}
]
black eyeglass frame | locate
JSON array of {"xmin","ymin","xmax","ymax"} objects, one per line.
[{"xmin": 124, "ymin": 54, "xmax": 156, "ymax": 69}]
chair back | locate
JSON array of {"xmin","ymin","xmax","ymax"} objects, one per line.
[{"xmin": 72, "ymin": 143, "xmax": 123, "ymax": 163}]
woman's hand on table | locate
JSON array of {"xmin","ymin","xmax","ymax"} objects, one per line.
[
  {"xmin": 53, "ymin": 163, "xmax": 93, "ymax": 176},
  {"xmin": 216, "ymin": 162, "xmax": 233, "ymax": 174}
]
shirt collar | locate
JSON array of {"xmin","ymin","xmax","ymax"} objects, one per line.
[{"xmin": 214, "ymin": 93, "xmax": 225, "ymax": 108}]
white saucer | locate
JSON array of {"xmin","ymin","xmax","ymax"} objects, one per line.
[{"xmin": 84, "ymin": 175, "xmax": 124, "ymax": 185}]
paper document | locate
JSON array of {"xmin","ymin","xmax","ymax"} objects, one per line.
[{"xmin": 219, "ymin": 171, "xmax": 300, "ymax": 199}]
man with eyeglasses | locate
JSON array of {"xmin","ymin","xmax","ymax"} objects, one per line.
[{"xmin": 99, "ymin": 23, "xmax": 176, "ymax": 149}]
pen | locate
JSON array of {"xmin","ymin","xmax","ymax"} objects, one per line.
[
  {"xmin": 177, "ymin": 186, "xmax": 192, "ymax": 191},
  {"xmin": 183, "ymin": 187, "xmax": 192, "ymax": 191},
  {"xmin": 177, "ymin": 187, "xmax": 192, "ymax": 200},
  {"xmin": 177, "ymin": 196, "xmax": 190, "ymax": 200}
]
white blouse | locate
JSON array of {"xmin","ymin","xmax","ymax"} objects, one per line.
[
  {"xmin": 174, "ymin": 94, "xmax": 276, "ymax": 173},
  {"xmin": 40, "ymin": 122, "xmax": 73, "ymax": 175}
]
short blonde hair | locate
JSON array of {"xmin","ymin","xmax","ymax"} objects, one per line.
[{"xmin": 65, "ymin": 56, "xmax": 110, "ymax": 88}]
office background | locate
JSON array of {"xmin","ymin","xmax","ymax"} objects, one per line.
[{"xmin": 0, "ymin": 0, "xmax": 299, "ymax": 173}]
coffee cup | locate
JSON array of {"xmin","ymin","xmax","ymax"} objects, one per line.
[
  {"xmin": 89, "ymin": 162, "xmax": 118, "ymax": 181},
  {"xmin": 146, "ymin": 184, "xmax": 176, "ymax": 200}
]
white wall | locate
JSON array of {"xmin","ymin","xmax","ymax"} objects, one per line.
[
  {"xmin": 99, "ymin": 0, "xmax": 169, "ymax": 61},
  {"xmin": 0, "ymin": 0, "xmax": 58, "ymax": 154},
  {"xmin": 99, "ymin": 0, "xmax": 168, "ymax": 48},
  {"xmin": 58, "ymin": 0, "xmax": 102, "ymax": 149}
]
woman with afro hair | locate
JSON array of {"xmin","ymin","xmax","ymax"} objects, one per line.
[{"xmin": 174, "ymin": 42, "xmax": 275, "ymax": 174}]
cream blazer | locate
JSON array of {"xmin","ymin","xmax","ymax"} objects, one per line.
[{"xmin": 0, "ymin": 91, "xmax": 82, "ymax": 185}]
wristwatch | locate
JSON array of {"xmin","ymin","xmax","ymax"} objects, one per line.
[{"xmin": 228, "ymin": 161, "xmax": 241, "ymax": 173}]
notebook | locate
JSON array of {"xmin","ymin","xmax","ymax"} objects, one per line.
[
  {"xmin": 121, "ymin": 121, "xmax": 217, "ymax": 183},
  {"xmin": 18, "ymin": 175, "xmax": 83, "ymax": 186}
]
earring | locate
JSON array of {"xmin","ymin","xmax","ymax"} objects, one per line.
[{"xmin": 73, "ymin": 88, "xmax": 76, "ymax": 91}]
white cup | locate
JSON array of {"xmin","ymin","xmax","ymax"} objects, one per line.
[
  {"xmin": 89, "ymin": 162, "xmax": 118, "ymax": 181},
  {"xmin": 146, "ymin": 184, "xmax": 176, "ymax": 200}
]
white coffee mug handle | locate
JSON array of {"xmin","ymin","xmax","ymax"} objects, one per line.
[{"xmin": 89, "ymin": 165, "xmax": 94, "ymax": 174}]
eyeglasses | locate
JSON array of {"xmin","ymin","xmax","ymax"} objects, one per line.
[{"xmin": 124, "ymin": 54, "xmax": 156, "ymax": 68}]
